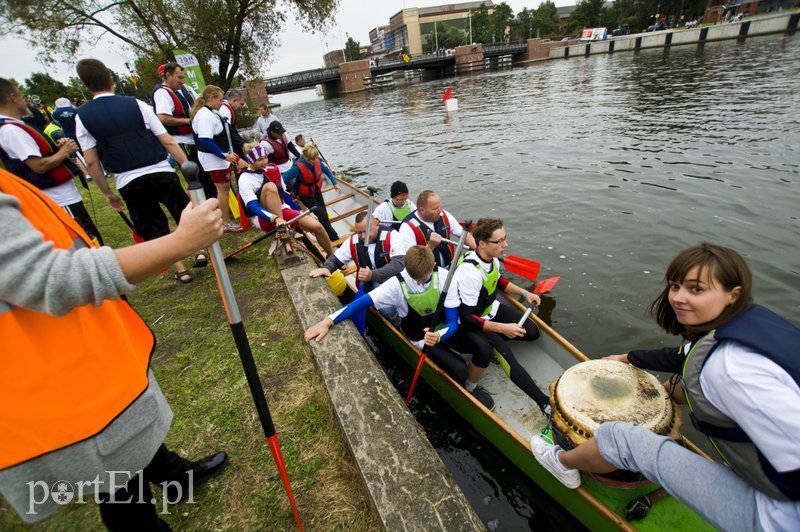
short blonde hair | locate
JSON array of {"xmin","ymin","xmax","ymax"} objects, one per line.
[
  {"xmin": 416, "ymin": 190, "xmax": 437, "ymax": 209},
  {"xmin": 302, "ymin": 144, "xmax": 319, "ymax": 162},
  {"xmin": 405, "ymin": 246, "xmax": 435, "ymax": 280}
]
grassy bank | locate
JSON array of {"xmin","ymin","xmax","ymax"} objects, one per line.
[{"xmin": 1, "ymin": 179, "xmax": 378, "ymax": 530}]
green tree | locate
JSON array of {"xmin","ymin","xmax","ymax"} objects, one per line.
[
  {"xmin": 534, "ymin": 1, "xmax": 560, "ymax": 38},
  {"xmin": 24, "ymin": 72, "xmax": 68, "ymax": 106},
  {"xmin": 510, "ymin": 8, "xmax": 535, "ymax": 40},
  {"xmin": 490, "ymin": 2, "xmax": 514, "ymax": 43},
  {"xmin": 470, "ymin": 3, "xmax": 492, "ymax": 44},
  {"xmin": 66, "ymin": 76, "xmax": 90, "ymax": 102},
  {"xmin": 2, "ymin": 0, "xmax": 339, "ymax": 90},
  {"xmin": 567, "ymin": 0, "xmax": 606, "ymax": 32},
  {"xmin": 344, "ymin": 36, "xmax": 361, "ymax": 62}
]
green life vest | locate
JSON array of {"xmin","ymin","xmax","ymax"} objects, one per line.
[
  {"xmin": 399, "ymin": 271, "xmax": 440, "ymax": 317},
  {"xmin": 461, "ymin": 252, "xmax": 500, "ymax": 317},
  {"xmin": 388, "ymin": 199, "xmax": 412, "ymax": 222}
]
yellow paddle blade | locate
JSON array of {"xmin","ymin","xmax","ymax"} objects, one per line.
[{"xmin": 228, "ymin": 189, "xmax": 240, "ymax": 219}]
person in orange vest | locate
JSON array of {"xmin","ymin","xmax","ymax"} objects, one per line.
[{"xmin": 0, "ymin": 167, "xmax": 228, "ymax": 529}]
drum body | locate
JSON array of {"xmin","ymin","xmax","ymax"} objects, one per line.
[{"xmin": 549, "ymin": 359, "xmax": 681, "ymax": 450}]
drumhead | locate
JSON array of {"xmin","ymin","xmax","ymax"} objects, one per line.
[{"xmin": 550, "ymin": 360, "xmax": 681, "ymax": 449}]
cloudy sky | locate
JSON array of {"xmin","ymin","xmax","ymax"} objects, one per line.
[{"xmin": 2, "ymin": 0, "xmax": 568, "ymax": 85}]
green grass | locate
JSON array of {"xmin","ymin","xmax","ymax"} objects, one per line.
[{"xmin": 1, "ymin": 179, "xmax": 378, "ymax": 531}]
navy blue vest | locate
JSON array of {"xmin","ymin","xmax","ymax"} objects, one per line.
[
  {"xmin": 698, "ymin": 305, "xmax": 800, "ymax": 500},
  {"xmin": 77, "ymin": 96, "xmax": 167, "ymax": 173}
]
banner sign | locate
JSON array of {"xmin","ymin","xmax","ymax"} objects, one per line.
[
  {"xmin": 581, "ymin": 28, "xmax": 608, "ymax": 40},
  {"xmin": 173, "ymin": 49, "xmax": 207, "ymax": 92}
]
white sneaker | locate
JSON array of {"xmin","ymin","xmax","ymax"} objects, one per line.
[{"xmin": 530, "ymin": 436, "xmax": 581, "ymax": 489}]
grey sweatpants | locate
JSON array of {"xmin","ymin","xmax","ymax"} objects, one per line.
[{"xmin": 595, "ymin": 422, "xmax": 761, "ymax": 532}]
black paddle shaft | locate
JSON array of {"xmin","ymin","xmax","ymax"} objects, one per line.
[
  {"xmin": 181, "ymin": 161, "xmax": 277, "ymax": 437},
  {"xmin": 424, "ymin": 220, "xmax": 471, "ymax": 352}
]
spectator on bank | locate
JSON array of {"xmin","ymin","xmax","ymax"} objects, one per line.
[
  {"xmin": 256, "ymin": 103, "xmax": 278, "ymax": 137},
  {"xmin": 51, "ymin": 97, "xmax": 79, "ymax": 142},
  {"xmin": 75, "ymin": 58, "xmax": 204, "ymax": 283}
]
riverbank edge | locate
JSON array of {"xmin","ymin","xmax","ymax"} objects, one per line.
[
  {"xmin": 280, "ymin": 254, "xmax": 486, "ymax": 531},
  {"xmin": 514, "ymin": 11, "xmax": 799, "ymax": 66}
]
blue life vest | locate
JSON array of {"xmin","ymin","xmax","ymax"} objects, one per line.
[
  {"xmin": 77, "ymin": 96, "xmax": 167, "ymax": 173},
  {"xmin": 682, "ymin": 305, "xmax": 800, "ymax": 501}
]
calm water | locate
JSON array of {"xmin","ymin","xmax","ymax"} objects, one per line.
[{"xmin": 274, "ymin": 33, "xmax": 799, "ymax": 527}]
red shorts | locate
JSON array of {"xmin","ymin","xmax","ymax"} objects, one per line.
[
  {"xmin": 209, "ymin": 168, "xmax": 231, "ymax": 184},
  {"xmin": 258, "ymin": 207, "xmax": 301, "ymax": 232}
]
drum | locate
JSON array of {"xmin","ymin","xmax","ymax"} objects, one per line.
[{"xmin": 549, "ymin": 359, "xmax": 681, "ymax": 450}]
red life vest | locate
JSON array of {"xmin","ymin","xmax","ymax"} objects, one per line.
[
  {"xmin": 158, "ymin": 87, "xmax": 192, "ymax": 135},
  {"xmin": 220, "ymin": 101, "xmax": 236, "ymax": 126},
  {"xmin": 0, "ymin": 119, "xmax": 76, "ymax": 187},
  {"xmin": 349, "ymin": 229, "xmax": 393, "ymax": 288},
  {"xmin": 264, "ymin": 135, "xmax": 290, "ymax": 165},
  {"xmin": 406, "ymin": 211, "xmax": 454, "ymax": 253},
  {"xmin": 296, "ymin": 158, "xmax": 323, "ymax": 197}
]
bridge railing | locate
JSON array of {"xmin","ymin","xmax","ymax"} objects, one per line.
[
  {"xmin": 264, "ymin": 67, "xmax": 340, "ymax": 91},
  {"xmin": 482, "ymin": 41, "xmax": 528, "ymax": 56}
]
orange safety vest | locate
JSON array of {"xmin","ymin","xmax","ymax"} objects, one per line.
[
  {"xmin": 296, "ymin": 158, "xmax": 323, "ymax": 197},
  {"xmin": 0, "ymin": 169, "xmax": 155, "ymax": 470}
]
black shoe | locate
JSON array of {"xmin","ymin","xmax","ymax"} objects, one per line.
[
  {"xmin": 192, "ymin": 451, "xmax": 229, "ymax": 486},
  {"xmin": 471, "ymin": 385, "xmax": 495, "ymax": 411},
  {"xmin": 164, "ymin": 451, "xmax": 229, "ymax": 503}
]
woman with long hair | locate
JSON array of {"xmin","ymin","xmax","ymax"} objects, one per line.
[
  {"xmin": 190, "ymin": 85, "xmax": 246, "ymax": 232},
  {"xmin": 531, "ymin": 243, "xmax": 799, "ymax": 530}
]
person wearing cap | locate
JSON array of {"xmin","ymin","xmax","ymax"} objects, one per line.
[
  {"xmin": 238, "ymin": 142, "xmax": 333, "ymax": 256},
  {"xmin": 50, "ymin": 97, "xmax": 79, "ymax": 142},
  {"xmin": 255, "ymin": 103, "xmax": 278, "ymax": 137},
  {"xmin": 373, "ymin": 180, "xmax": 417, "ymax": 224},
  {"xmin": 281, "ymin": 144, "xmax": 340, "ymax": 242},
  {"xmin": 152, "ymin": 62, "xmax": 215, "ymax": 201},
  {"xmin": 189, "ymin": 85, "xmax": 248, "ymax": 233},
  {"xmin": 259, "ymin": 120, "xmax": 301, "ymax": 175}
]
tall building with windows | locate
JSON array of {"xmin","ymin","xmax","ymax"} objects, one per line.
[{"xmin": 369, "ymin": 1, "xmax": 495, "ymax": 57}]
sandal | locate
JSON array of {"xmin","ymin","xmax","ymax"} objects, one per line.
[
  {"xmin": 194, "ymin": 253, "xmax": 208, "ymax": 268},
  {"xmin": 174, "ymin": 270, "xmax": 193, "ymax": 284}
]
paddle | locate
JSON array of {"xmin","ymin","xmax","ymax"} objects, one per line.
[
  {"xmin": 405, "ymin": 220, "xmax": 472, "ymax": 405},
  {"xmin": 182, "ymin": 161, "xmax": 303, "ymax": 530},
  {"xmin": 516, "ymin": 276, "xmax": 561, "ymax": 326},
  {"xmin": 224, "ymin": 207, "xmax": 317, "ymax": 261},
  {"xmin": 220, "ymin": 116, "xmax": 242, "ymax": 220},
  {"xmin": 118, "ymin": 211, "xmax": 143, "ymax": 244},
  {"xmin": 310, "ymin": 138, "xmax": 333, "ymax": 171},
  {"xmin": 357, "ymin": 186, "xmax": 378, "ymax": 287}
]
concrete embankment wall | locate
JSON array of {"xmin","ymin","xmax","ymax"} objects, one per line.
[
  {"xmin": 281, "ymin": 255, "xmax": 485, "ymax": 531},
  {"xmin": 547, "ymin": 13, "xmax": 798, "ymax": 60}
]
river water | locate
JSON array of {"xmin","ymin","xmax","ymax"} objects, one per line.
[{"xmin": 272, "ymin": 33, "xmax": 799, "ymax": 528}]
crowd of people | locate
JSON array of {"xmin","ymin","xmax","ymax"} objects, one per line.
[{"xmin": 1, "ymin": 54, "xmax": 797, "ymax": 532}]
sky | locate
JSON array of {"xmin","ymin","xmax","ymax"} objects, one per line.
[{"xmin": 1, "ymin": 0, "xmax": 571, "ymax": 85}]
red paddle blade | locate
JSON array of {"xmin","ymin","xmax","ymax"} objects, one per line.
[
  {"xmin": 267, "ymin": 435, "xmax": 303, "ymax": 531},
  {"xmin": 501, "ymin": 255, "xmax": 541, "ymax": 281},
  {"xmin": 534, "ymin": 276, "xmax": 561, "ymax": 294}
]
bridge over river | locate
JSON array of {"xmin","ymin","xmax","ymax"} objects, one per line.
[{"xmin": 264, "ymin": 41, "xmax": 530, "ymax": 95}]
